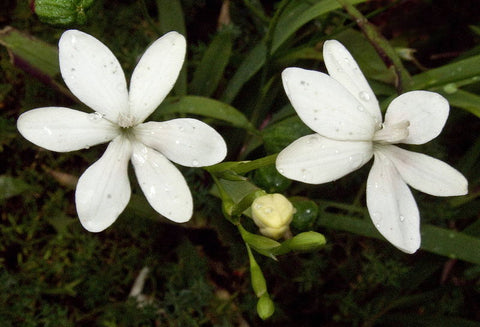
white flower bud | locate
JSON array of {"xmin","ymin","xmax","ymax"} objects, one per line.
[{"xmin": 251, "ymin": 193, "xmax": 294, "ymax": 239}]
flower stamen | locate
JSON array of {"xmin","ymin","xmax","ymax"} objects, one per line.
[{"xmin": 373, "ymin": 120, "xmax": 410, "ymax": 144}]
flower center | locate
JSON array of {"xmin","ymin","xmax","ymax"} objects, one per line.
[
  {"xmin": 118, "ymin": 112, "xmax": 136, "ymax": 128},
  {"xmin": 372, "ymin": 120, "xmax": 410, "ymax": 144}
]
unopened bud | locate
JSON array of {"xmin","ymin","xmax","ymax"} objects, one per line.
[{"xmin": 251, "ymin": 193, "xmax": 294, "ymax": 239}]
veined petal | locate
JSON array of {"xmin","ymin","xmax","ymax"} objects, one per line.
[
  {"xmin": 131, "ymin": 143, "xmax": 192, "ymax": 223},
  {"xmin": 134, "ymin": 119, "xmax": 227, "ymax": 167},
  {"xmin": 384, "ymin": 91, "xmax": 449, "ymax": 145},
  {"xmin": 59, "ymin": 30, "xmax": 129, "ymax": 122},
  {"xmin": 323, "ymin": 40, "xmax": 382, "ymax": 124},
  {"xmin": 276, "ymin": 134, "xmax": 373, "ymax": 184},
  {"xmin": 129, "ymin": 31, "xmax": 186, "ymax": 124},
  {"xmin": 17, "ymin": 107, "xmax": 119, "ymax": 152},
  {"xmin": 377, "ymin": 145, "xmax": 468, "ymax": 196},
  {"xmin": 282, "ymin": 68, "xmax": 376, "ymax": 141},
  {"xmin": 367, "ymin": 151, "xmax": 420, "ymax": 254},
  {"xmin": 75, "ymin": 136, "xmax": 132, "ymax": 232}
]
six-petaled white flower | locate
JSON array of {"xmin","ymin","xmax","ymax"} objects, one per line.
[
  {"xmin": 276, "ymin": 40, "xmax": 468, "ymax": 253},
  {"xmin": 17, "ymin": 30, "xmax": 227, "ymax": 232}
]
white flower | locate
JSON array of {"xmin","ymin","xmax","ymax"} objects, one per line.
[
  {"xmin": 276, "ymin": 40, "xmax": 468, "ymax": 253},
  {"xmin": 17, "ymin": 30, "xmax": 227, "ymax": 232}
]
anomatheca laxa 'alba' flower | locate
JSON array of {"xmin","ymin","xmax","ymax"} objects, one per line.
[
  {"xmin": 17, "ymin": 30, "xmax": 227, "ymax": 232},
  {"xmin": 276, "ymin": 40, "xmax": 468, "ymax": 253}
]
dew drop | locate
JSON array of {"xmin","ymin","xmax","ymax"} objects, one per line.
[
  {"xmin": 399, "ymin": 215, "xmax": 405, "ymax": 222},
  {"xmin": 264, "ymin": 207, "xmax": 273, "ymax": 214},
  {"xmin": 301, "ymin": 168, "xmax": 310, "ymax": 181},
  {"xmin": 357, "ymin": 105, "xmax": 365, "ymax": 112},
  {"xmin": 348, "ymin": 155, "xmax": 363, "ymax": 169},
  {"xmin": 192, "ymin": 159, "xmax": 199, "ymax": 167},
  {"xmin": 278, "ymin": 168, "xmax": 284, "ymax": 174},
  {"xmin": 89, "ymin": 112, "xmax": 103, "ymax": 121},
  {"xmin": 359, "ymin": 91, "xmax": 371, "ymax": 101}
]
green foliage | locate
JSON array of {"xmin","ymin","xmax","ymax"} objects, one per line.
[{"xmin": 1, "ymin": 0, "xmax": 480, "ymax": 325}]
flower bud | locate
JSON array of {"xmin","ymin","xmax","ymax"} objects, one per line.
[{"xmin": 251, "ymin": 193, "xmax": 294, "ymax": 239}]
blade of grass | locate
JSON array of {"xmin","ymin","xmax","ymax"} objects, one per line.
[
  {"xmin": 190, "ymin": 27, "xmax": 234, "ymax": 97},
  {"xmin": 151, "ymin": 95, "xmax": 256, "ymax": 132},
  {"xmin": 318, "ymin": 212, "xmax": 480, "ymax": 264}
]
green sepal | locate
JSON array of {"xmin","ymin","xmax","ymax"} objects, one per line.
[{"xmin": 290, "ymin": 197, "xmax": 319, "ymax": 231}]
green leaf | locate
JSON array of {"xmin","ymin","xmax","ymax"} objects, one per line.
[
  {"xmin": 221, "ymin": 42, "xmax": 267, "ymax": 103},
  {"xmin": 335, "ymin": 29, "xmax": 396, "ymax": 84},
  {"xmin": 151, "ymin": 95, "xmax": 256, "ymax": 132},
  {"xmin": 438, "ymin": 89, "xmax": 480, "ymax": 118},
  {"xmin": 190, "ymin": 27, "xmax": 233, "ymax": 97},
  {"xmin": 156, "ymin": 0, "xmax": 187, "ymax": 95},
  {"xmin": 318, "ymin": 212, "xmax": 480, "ymax": 264},
  {"xmin": 156, "ymin": 0, "xmax": 186, "ymax": 35},
  {"xmin": 412, "ymin": 54, "xmax": 480, "ymax": 90},
  {"xmin": 0, "ymin": 175, "xmax": 32, "ymax": 200},
  {"xmin": 0, "ymin": 27, "xmax": 59, "ymax": 77},
  {"xmin": 34, "ymin": 0, "xmax": 95, "ymax": 25},
  {"xmin": 271, "ymin": 0, "xmax": 367, "ymax": 53},
  {"xmin": 263, "ymin": 116, "xmax": 312, "ymax": 153},
  {"xmin": 221, "ymin": 0, "xmax": 369, "ymax": 104}
]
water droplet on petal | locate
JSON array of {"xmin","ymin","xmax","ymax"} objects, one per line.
[
  {"xmin": 359, "ymin": 91, "xmax": 371, "ymax": 101},
  {"xmin": 89, "ymin": 112, "xmax": 104, "ymax": 121},
  {"xmin": 357, "ymin": 105, "xmax": 365, "ymax": 112},
  {"xmin": 192, "ymin": 159, "xmax": 199, "ymax": 167},
  {"xmin": 399, "ymin": 215, "xmax": 405, "ymax": 222},
  {"xmin": 348, "ymin": 155, "xmax": 363, "ymax": 170}
]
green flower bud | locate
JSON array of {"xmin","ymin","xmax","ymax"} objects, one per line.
[
  {"xmin": 290, "ymin": 197, "xmax": 319, "ymax": 231},
  {"xmin": 253, "ymin": 165, "xmax": 291, "ymax": 193},
  {"xmin": 251, "ymin": 193, "xmax": 294, "ymax": 240},
  {"xmin": 257, "ymin": 293, "xmax": 275, "ymax": 320}
]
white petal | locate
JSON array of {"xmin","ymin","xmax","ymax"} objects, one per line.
[
  {"xmin": 59, "ymin": 30, "xmax": 129, "ymax": 122},
  {"xmin": 282, "ymin": 67, "xmax": 376, "ymax": 141},
  {"xmin": 129, "ymin": 31, "xmax": 186, "ymax": 124},
  {"xmin": 377, "ymin": 145, "xmax": 468, "ymax": 196},
  {"xmin": 134, "ymin": 119, "xmax": 227, "ymax": 167},
  {"xmin": 17, "ymin": 107, "xmax": 119, "ymax": 152},
  {"xmin": 131, "ymin": 143, "xmax": 192, "ymax": 223},
  {"xmin": 323, "ymin": 40, "xmax": 382, "ymax": 124},
  {"xmin": 367, "ymin": 151, "xmax": 420, "ymax": 253},
  {"xmin": 75, "ymin": 136, "xmax": 132, "ymax": 232},
  {"xmin": 384, "ymin": 91, "xmax": 449, "ymax": 144},
  {"xmin": 276, "ymin": 134, "xmax": 373, "ymax": 184}
]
